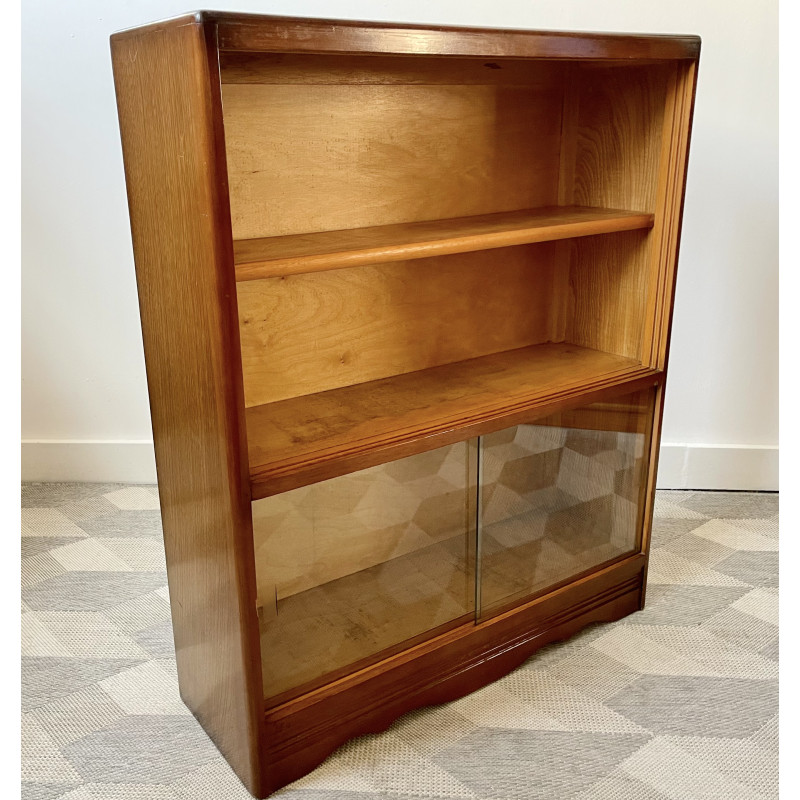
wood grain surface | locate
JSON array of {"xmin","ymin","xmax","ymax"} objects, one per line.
[
  {"xmin": 572, "ymin": 64, "xmax": 669, "ymax": 212},
  {"xmin": 233, "ymin": 206, "xmax": 654, "ymax": 281},
  {"xmin": 246, "ymin": 343, "xmax": 662, "ymax": 499},
  {"xmin": 111, "ymin": 19, "xmax": 266, "ymax": 797},
  {"xmin": 237, "ymin": 244, "xmax": 560, "ymax": 407},
  {"xmin": 220, "ymin": 51, "xmax": 566, "ymax": 86},
  {"xmin": 566, "ymin": 230, "xmax": 653, "ymax": 361},
  {"xmin": 197, "ymin": 12, "xmax": 700, "ymax": 61},
  {"xmin": 222, "ymin": 82, "xmax": 562, "ymax": 239},
  {"xmin": 562, "ymin": 64, "xmax": 671, "ymax": 362}
]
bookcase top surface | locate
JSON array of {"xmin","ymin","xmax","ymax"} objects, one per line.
[{"xmin": 111, "ymin": 10, "xmax": 700, "ymax": 61}]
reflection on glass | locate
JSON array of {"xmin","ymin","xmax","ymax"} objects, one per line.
[
  {"xmin": 478, "ymin": 389, "xmax": 653, "ymax": 618},
  {"xmin": 253, "ymin": 442, "xmax": 477, "ymax": 702}
]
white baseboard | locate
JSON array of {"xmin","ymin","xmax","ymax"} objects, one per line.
[
  {"xmin": 21, "ymin": 440, "xmax": 157, "ymax": 484},
  {"xmin": 21, "ymin": 439, "xmax": 778, "ymax": 492},
  {"xmin": 656, "ymin": 443, "xmax": 778, "ymax": 491}
]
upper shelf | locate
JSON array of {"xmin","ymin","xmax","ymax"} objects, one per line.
[{"xmin": 233, "ymin": 206, "xmax": 655, "ymax": 281}]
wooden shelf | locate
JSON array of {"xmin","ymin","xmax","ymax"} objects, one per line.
[
  {"xmin": 233, "ymin": 206, "xmax": 654, "ymax": 281},
  {"xmin": 246, "ymin": 342, "xmax": 662, "ymax": 499}
]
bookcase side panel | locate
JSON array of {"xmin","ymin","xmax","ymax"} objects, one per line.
[
  {"xmin": 642, "ymin": 60, "xmax": 700, "ymax": 371},
  {"xmin": 638, "ymin": 59, "xmax": 700, "ymax": 603},
  {"xmin": 564, "ymin": 64, "xmax": 670, "ymax": 364},
  {"xmin": 551, "ymin": 57, "xmax": 699, "ymax": 607},
  {"xmin": 111, "ymin": 21, "xmax": 266, "ymax": 795}
]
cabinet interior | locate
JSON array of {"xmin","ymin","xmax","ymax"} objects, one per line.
[{"xmin": 218, "ymin": 53, "xmax": 671, "ymax": 703}]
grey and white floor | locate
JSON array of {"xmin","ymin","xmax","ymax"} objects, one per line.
[{"xmin": 21, "ymin": 485, "xmax": 778, "ymax": 800}]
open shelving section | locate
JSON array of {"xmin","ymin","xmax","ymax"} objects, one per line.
[{"xmin": 236, "ymin": 200, "xmax": 662, "ymax": 500}]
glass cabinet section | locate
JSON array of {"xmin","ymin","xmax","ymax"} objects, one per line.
[
  {"xmin": 477, "ymin": 388, "xmax": 654, "ymax": 618},
  {"xmin": 252, "ymin": 441, "xmax": 477, "ymax": 703},
  {"xmin": 252, "ymin": 387, "xmax": 655, "ymax": 702}
]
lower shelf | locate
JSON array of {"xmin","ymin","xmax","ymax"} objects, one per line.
[
  {"xmin": 246, "ymin": 342, "xmax": 661, "ymax": 499},
  {"xmin": 259, "ymin": 532, "xmax": 473, "ymax": 704},
  {"xmin": 259, "ymin": 519, "xmax": 637, "ymax": 705}
]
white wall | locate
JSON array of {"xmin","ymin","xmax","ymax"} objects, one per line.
[{"xmin": 21, "ymin": 0, "xmax": 778, "ymax": 490}]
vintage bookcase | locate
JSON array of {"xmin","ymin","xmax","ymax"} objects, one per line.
[{"xmin": 111, "ymin": 11, "xmax": 699, "ymax": 797}]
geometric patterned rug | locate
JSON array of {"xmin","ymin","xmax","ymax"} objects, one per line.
[{"xmin": 21, "ymin": 485, "xmax": 778, "ymax": 800}]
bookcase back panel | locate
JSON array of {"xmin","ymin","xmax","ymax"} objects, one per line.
[
  {"xmin": 222, "ymin": 82, "xmax": 563, "ymax": 240},
  {"xmin": 237, "ymin": 244, "xmax": 562, "ymax": 407},
  {"xmin": 253, "ymin": 440, "xmax": 477, "ymax": 702}
]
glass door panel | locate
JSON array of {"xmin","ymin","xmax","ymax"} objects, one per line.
[
  {"xmin": 253, "ymin": 441, "xmax": 477, "ymax": 702},
  {"xmin": 478, "ymin": 388, "xmax": 654, "ymax": 618}
]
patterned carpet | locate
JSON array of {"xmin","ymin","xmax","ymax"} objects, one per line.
[{"xmin": 21, "ymin": 485, "xmax": 778, "ymax": 800}]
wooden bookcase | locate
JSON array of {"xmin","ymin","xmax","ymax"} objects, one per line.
[{"xmin": 111, "ymin": 12, "xmax": 699, "ymax": 797}]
